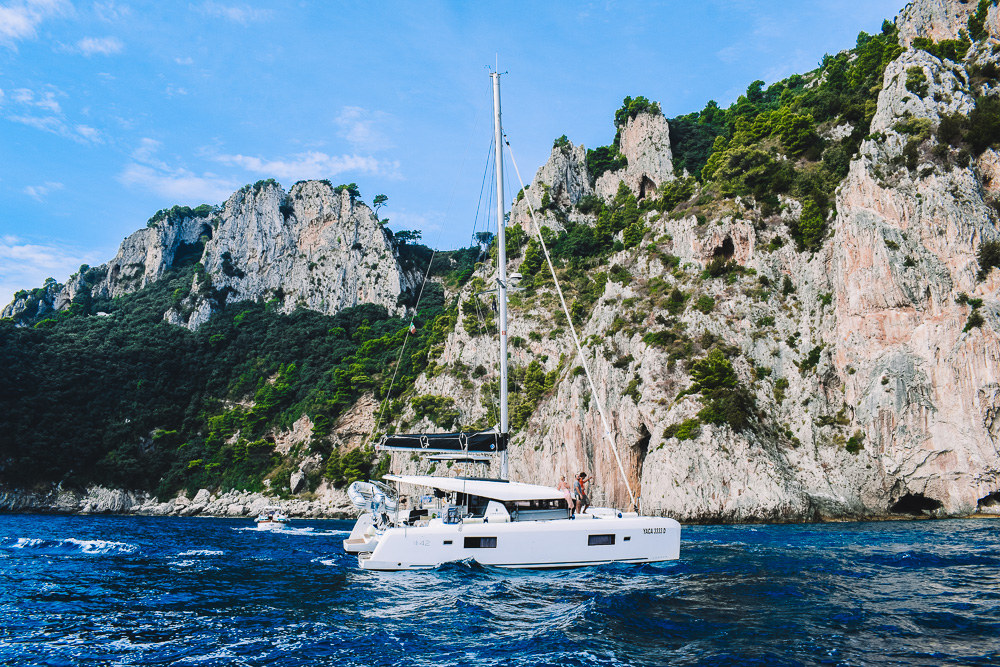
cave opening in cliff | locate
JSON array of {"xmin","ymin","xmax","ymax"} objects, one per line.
[
  {"xmin": 977, "ymin": 491, "xmax": 1000, "ymax": 511},
  {"xmin": 172, "ymin": 240, "xmax": 206, "ymax": 268},
  {"xmin": 634, "ymin": 422, "xmax": 651, "ymax": 494},
  {"xmin": 639, "ymin": 176, "xmax": 656, "ymax": 200},
  {"xmin": 200, "ymin": 224, "xmax": 213, "ymax": 241},
  {"xmin": 713, "ymin": 237, "xmax": 735, "ymax": 260},
  {"xmin": 635, "ymin": 422, "xmax": 653, "ymax": 470},
  {"xmin": 890, "ymin": 493, "xmax": 943, "ymax": 516}
]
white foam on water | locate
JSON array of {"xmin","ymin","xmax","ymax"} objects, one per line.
[
  {"xmin": 1, "ymin": 537, "xmax": 138, "ymax": 555},
  {"xmin": 177, "ymin": 549, "xmax": 224, "ymax": 556},
  {"xmin": 282, "ymin": 527, "xmax": 350, "ymax": 536},
  {"xmin": 64, "ymin": 538, "xmax": 139, "ymax": 555},
  {"xmin": 2, "ymin": 537, "xmax": 46, "ymax": 549},
  {"xmin": 230, "ymin": 526, "xmax": 349, "ymax": 536},
  {"xmin": 312, "ymin": 557, "xmax": 339, "ymax": 567}
]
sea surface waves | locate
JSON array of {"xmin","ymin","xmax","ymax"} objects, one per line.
[{"xmin": 1, "ymin": 515, "xmax": 998, "ymax": 666}]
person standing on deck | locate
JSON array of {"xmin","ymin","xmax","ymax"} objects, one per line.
[
  {"xmin": 557, "ymin": 475, "xmax": 573, "ymax": 515},
  {"xmin": 574, "ymin": 472, "xmax": 592, "ymax": 515}
]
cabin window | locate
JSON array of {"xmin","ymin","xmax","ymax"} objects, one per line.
[
  {"xmin": 588, "ymin": 534, "xmax": 616, "ymax": 546},
  {"xmin": 444, "ymin": 540, "xmax": 453, "ymax": 545},
  {"xmin": 503, "ymin": 498, "xmax": 569, "ymax": 512},
  {"xmin": 464, "ymin": 537, "xmax": 497, "ymax": 549},
  {"xmin": 623, "ymin": 536, "xmax": 631, "ymax": 542}
]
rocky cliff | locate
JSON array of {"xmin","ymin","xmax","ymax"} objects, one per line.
[
  {"xmin": 2, "ymin": 180, "xmax": 420, "ymax": 329},
  {"xmin": 392, "ymin": 0, "xmax": 1000, "ymax": 522},
  {"xmin": 0, "ymin": 482, "xmax": 355, "ymax": 518},
  {"xmin": 896, "ymin": 0, "xmax": 999, "ymax": 46},
  {"xmin": 5, "ymin": 0, "xmax": 1000, "ymax": 522}
]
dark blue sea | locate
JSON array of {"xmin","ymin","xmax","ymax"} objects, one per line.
[{"xmin": 1, "ymin": 515, "xmax": 998, "ymax": 666}]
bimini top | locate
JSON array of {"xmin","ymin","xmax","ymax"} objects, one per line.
[
  {"xmin": 383, "ymin": 475, "xmax": 564, "ymax": 502},
  {"xmin": 376, "ymin": 430, "xmax": 507, "ymax": 454}
]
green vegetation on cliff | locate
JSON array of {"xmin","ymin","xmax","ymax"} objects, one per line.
[{"xmin": 0, "ymin": 253, "xmax": 454, "ymax": 496}]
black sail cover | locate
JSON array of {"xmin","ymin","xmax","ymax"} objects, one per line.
[{"xmin": 376, "ymin": 430, "xmax": 508, "ymax": 454}]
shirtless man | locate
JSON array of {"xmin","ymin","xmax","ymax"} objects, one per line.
[{"xmin": 574, "ymin": 472, "xmax": 592, "ymax": 515}]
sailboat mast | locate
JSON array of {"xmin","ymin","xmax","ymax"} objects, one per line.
[{"xmin": 491, "ymin": 70, "xmax": 509, "ymax": 480}]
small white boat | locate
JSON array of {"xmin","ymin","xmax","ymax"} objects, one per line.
[{"xmin": 254, "ymin": 507, "xmax": 290, "ymax": 530}]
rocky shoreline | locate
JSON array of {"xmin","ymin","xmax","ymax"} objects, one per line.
[
  {"xmin": 2, "ymin": 483, "xmax": 998, "ymax": 522},
  {"xmin": 0, "ymin": 484, "xmax": 356, "ymax": 519}
]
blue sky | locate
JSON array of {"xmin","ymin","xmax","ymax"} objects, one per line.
[{"xmin": 0, "ymin": 0, "xmax": 903, "ymax": 305}]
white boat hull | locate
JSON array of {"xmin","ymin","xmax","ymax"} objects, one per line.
[
  {"xmin": 343, "ymin": 512, "xmax": 376, "ymax": 553},
  {"xmin": 255, "ymin": 520, "xmax": 290, "ymax": 531},
  {"xmin": 357, "ymin": 515, "xmax": 680, "ymax": 570}
]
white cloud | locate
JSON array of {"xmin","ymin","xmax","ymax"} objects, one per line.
[
  {"xmin": 8, "ymin": 114, "xmax": 101, "ymax": 142},
  {"xmin": 118, "ymin": 163, "xmax": 239, "ymax": 203},
  {"xmin": 165, "ymin": 84, "xmax": 187, "ymax": 97},
  {"xmin": 0, "ymin": 0, "xmax": 72, "ymax": 49},
  {"xmin": 93, "ymin": 1, "xmax": 130, "ymax": 22},
  {"xmin": 12, "ymin": 87, "xmax": 61, "ymax": 112},
  {"xmin": 131, "ymin": 136, "xmax": 162, "ymax": 162},
  {"xmin": 75, "ymin": 124, "xmax": 100, "ymax": 141},
  {"xmin": 335, "ymin": 106, "xmax": 395, "ymax": 152},
  {"xmin": 0, "ymin": 235, "xmax": 104, "ymax": 307},
  {"xmin": 214, "ymin": 150, "xmax": 401, "ymax": 182},
  {"xmin": 388, "ymin": 210, "xmax": 442, "ymax": 236},
  {"xmin": 23, "ymin": 180, "xmax": 63, "ymax": 200},
  {"xmin": 119, "ymin": 139, "xmax": 237, "ymax": 203},
  {"xmin": 4, "ymin": 85, "xmax": 103, "ymax": 142},
  {"xmin": 200, "ymin": 1, "xmax": 272, "ymax": 25},
  {"xmin": 174, "ymin": 56, "xmax": 193, "ymax": 65},
  {"xmin": 75, "ymin": 36, "xmax": 124, "ymax": 56}
]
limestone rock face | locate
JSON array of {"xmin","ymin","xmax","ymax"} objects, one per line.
[
  {"xmin": 896, "ymin": 0, "xmax": 999, "ymax": 46},
  {"xmin": 1, "ymin": 279, "xmax": 62, "ymax": 320},
  {"xmin": 5, "ymin": 180, "xmax": 421, "ymax": 329},
  {"xmin": 531, "ymin": 142, "xmax": 592, "ymax": 209},
  {"xmin": 389, "ymin": 5, "xmax": 1000, "ymax": 521},
  {"xmin": 829, "ymin": 42, "xmax": 1000, "ymax": 517},
  {"xmin": 595, "ymin": 111, "xmax": 675, "ymax": 199},
  {"xmin": 870, "ymin": 49, "xmax": 975, "ymax": 133},
  {"xmin": 507, "ymin": 140, "xmax": 594, "ymax": 236},
  {"xmin": 7, "ymin": 0, "xmax": 1000, "ymax": 524}
]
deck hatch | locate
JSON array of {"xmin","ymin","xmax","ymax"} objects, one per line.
[
  {"xmin": 588, "ymin": 534, "xmax": 616, "ymax": 546},
  {"xmin": 464, "ymin": 536, "xmax": 497, "ymax": 549}
]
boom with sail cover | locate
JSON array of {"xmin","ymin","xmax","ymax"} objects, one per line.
[{"xmin": 375, "ymin": 430, "xmax": 508, "ymax": 454}]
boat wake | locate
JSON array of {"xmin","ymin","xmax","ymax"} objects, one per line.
[
  {"xmin": 0, "ymin": 536, "xmax": 139, "ymax": 556},
  {"xmin": 230, "ymin": 526, "xmax": 348, "ymax": 536}
]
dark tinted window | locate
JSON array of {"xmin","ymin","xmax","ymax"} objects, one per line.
[
  {"xmin": 464, "ymin": 536, "xmax": 497, "ymax": 548},
  {"xmin": 588, "ymin": 534, "xmax": 615, "ymax": 546}
]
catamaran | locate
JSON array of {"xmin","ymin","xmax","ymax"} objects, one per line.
[{"xmin": 343, "ymin": 70, "xmax": 681, "ymax": 570}]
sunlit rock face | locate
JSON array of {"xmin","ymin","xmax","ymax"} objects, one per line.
[
  {"xmin": 895, "ymin": 0, "xmax": 999, "ymax": 46},
  {"xmin": 4, "ymin": 180, "xmax": 420, "ymax": 330},
  {"xmin": 6, "ymin": 0, "xmax": 1000, "ymax": 522},
  {"xmin": 393, "ymin": 0, "xmax": 1000, "ymax": 521},
  {"xmin": 596, "ymin": 111, "xmax": 675, "ymax": 200}
]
